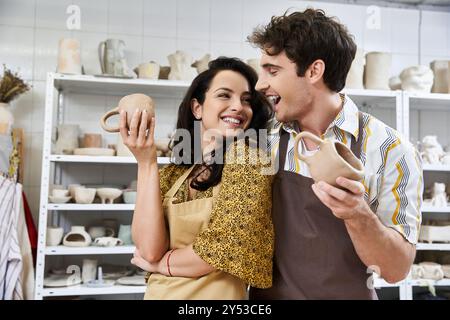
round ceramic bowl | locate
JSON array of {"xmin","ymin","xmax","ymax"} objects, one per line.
[
  {"xmin": 123, "ymin": 190, "xmax": 137, "ymax": 204},
  {"xmin": 96, "ymin": 188, "xmax": 123, "ymax": 204},
  {"xmin": 74, "ymin": 187, "xmax": 96, "ymax": 204},
  {"xmin": 48, "ymin": 195, "xmax": 72, "ymax": 204}
]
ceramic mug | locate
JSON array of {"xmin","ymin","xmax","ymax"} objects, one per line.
[
  {"xmin": 294, "ymin": 131, "xmax": 364, "ymax": 188},
  {"xmin": 100, "ymin": 93, "xmax": 155, "ymax": 133},
  {"xmin": 118, "ymin": 225, "xmax": 133, "ymax": 245}
]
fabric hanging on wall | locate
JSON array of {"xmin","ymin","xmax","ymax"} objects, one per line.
[
  {"xmin": 0, "ymin": 176, "xmax": 23, "ymax": 300},
  {"xmin": 17, "ymin": 190, "xmax": 34, "ymax": 300},
  {"xmin": 22, "ymin": 192, "xmax": 37, "ymax": 265}
]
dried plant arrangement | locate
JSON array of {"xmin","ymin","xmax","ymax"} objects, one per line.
[{"xmin": 0, "ymin": 65, "xmax": 31, "ymax": 103}]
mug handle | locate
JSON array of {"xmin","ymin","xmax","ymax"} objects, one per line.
[
  {"xmin": 98, "ymin": 41, "xmax": 106, "ymax": 74},
  {"xmin": 100, "ymin": 107, "xmax": 120, "ymax": 132},
  {"xmin": 294, "ymin": 131, "xmax": 324, "ymax": 162}
]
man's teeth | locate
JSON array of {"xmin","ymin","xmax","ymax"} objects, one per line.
[
  {"xmin": 223, "ymin": 117, "xmax": 241, "ymax": 124},
  {"xmin": 268, "ymin": 96, "xmax": 280, "ymax": 106}
]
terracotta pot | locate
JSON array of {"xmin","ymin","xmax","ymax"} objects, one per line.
[
  {"xmin": 294, "ymin": 131, "xmax": 364, "ymax": 188},
  {"xmin": 82, "ymin": 133, "xmax": 102, "ymax": 148}
]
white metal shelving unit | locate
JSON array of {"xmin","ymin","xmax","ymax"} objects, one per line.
[
  {"xmin": 404, "ymin": 91, "xmax": 450, "ymax": 300},
  {"xmin": 35, "ymin": 73, "xmax": 450, "ymax": 300},
  {"xmin": 34, "ymin": 73, "xmax": 187, "ymax": 300}
]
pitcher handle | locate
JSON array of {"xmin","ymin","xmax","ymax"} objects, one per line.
[
  {"xmin": 294, "ymin": 131, "xmax": 324, "ymax": 162},
  {"xmin": 98, "ymin": 41, "xmax": 106, "ymax": 74},
  {"xmin": 100, "ymin": 107, "xmax": 120, "ymax": 132}
]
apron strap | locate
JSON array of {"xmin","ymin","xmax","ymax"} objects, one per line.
[
  {"xmin": 164, "ymin": 165, "xmax": 196, "ymax": 199},
  {"xmin": 350, "ymin": 112, "xmax": 364, "ymax": 160},
  {"xmin": 278, "ymin": 128, "xmax": 290, "ymax": 171},
  {"xmin": 164, "ymin": 164, "xmax": 222, "ymax": 200}
]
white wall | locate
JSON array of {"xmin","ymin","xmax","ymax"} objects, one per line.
[{"xmin": 0, "ymin": 0, "xmax": 449, "ymax": 223}]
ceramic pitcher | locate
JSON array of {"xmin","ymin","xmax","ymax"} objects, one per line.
[
  {"xmin": 98, "ymin": 39, "xmax": 128, "ymax": 76},
  {"xmin": 294, "ymin": 131, "xmax": 364, "ymax": 188},
  {"xmin": 100, "ymin": 93, "xmax": 155, "ymax": 132}
]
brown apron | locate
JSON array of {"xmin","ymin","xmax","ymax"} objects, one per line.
[
  {"xmin": 250, "ymin": 112, "xmax": 377, "ymax": 300},
  {"xmin": 144, "ymin": 165, "xmax": 247, "ymax": 300}
]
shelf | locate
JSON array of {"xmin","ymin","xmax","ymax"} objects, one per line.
[
  {"xmin": 49, "ymin": 155, "xmax": 171, "ymax": 164},
  {"xmin": 408, "ymin": 279, "xmax": 450, "ymax": 287},
  {"xmin": 343, "ymin": 89, "xmax": 399, "ymax": 109},
  {"xmin": 408, "ymin": 92, "xmax": 450, "ymax": 111},
  {"xmin": 52, "ymin": 73, "xmax": 190, "ymax": 97},
  {"xmin": 42, "ymin": 285, "xmax": 146, "ymax": 297},
  {"xmin": 45, "ymin": 245, "xmax": 135, "ymax": 255},
  {"xmin": 423, "ymin": 164, "xmax": 450, "ymax": 172},
  {"xmin": 416, "ymin": 243, "xmax": 450, "ymax": 251},
  {"xmin": 47, "ymin": 203, "xmax": 134, "ymax": 211},
  {"xmin": 421, "ymin": 204, "xmax": 450, "ymax": 213}
]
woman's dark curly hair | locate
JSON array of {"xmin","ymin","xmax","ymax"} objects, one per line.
[{"xmin": 173, "ymin": 56, "xmax": 272, "ymax": 191}]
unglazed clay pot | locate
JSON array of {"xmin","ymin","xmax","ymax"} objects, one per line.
[
  {"xmin": 345, "ymin": 49, "xmax": 365, "ymax": 89},
  {"xmin": 74, "ymin": 187, "xmax": 96, "ymax": 204},
  {"xmin": 430, "ymin": 60, "xmax": 449, "ymax": 93},
  {"xmin": 191, "ymin": 54, "xmax": 211, "ymax": 74},
  {"xmin": 54, "ymin": 124, "xmax": 79, "ymax": 155},
  {"xmin": 364, "ymin": 52, "xmax": 391, "ymax": 90},
  {"xmin": 134, "ymin": 61, "xmax": 160, "ymax": 79},
  {"xmin": 400, "ymin": 65, "xmax": 434, "ymax": 93},
  {"xmin": 294, "ymin": 131, "xmax": 364, "ymax": 188},
  {"xmin": 63, "ymin": 226, "xmax": 92, "ymax": 247},
  {"xmin": 57, "ymin": 38, "xmax": 82, "ymax": 75},
  {"xmin": 46, "ymin": 226, "xmax": 64, "ymax": 246},
  {"xmin": 96, "ymin": 188, "xmax": 122, "ymax": 204},
  {"xmin": 82, "ymin": 133, "xmax": 102, "ymax": 148},
  {"xmin": 167, "ymin": 50, "xmax": 197, "ymax": 81},
  {"xmin": 100, "ymin": 93, "xmax": 155, "ymax": 133}
]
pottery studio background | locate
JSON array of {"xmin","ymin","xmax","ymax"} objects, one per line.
[{"xmin": 1, "ymin": 0, "xmax": 450, "ymax": 300}]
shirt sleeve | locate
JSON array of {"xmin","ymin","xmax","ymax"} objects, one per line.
[
  {"xmin": 374, "ymin": 139, "xmax": 423, "ymax": 244},
  {"xmin": 192, "ymin": 142, "xmax": 274, "ymax": 288}
]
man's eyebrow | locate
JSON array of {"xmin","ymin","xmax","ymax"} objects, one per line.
[{"xmin": 261, "ymin": 63, "xmax": 282, "ymax": 69}]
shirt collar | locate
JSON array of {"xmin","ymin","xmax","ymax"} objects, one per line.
[{"xmin": 272, "ymin": 94, "xmax": 360, "ymax": 140}]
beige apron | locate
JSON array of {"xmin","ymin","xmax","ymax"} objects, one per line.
[{"xmin": 144, "ymin": 165, "xmax": 247, "ymax": 300}]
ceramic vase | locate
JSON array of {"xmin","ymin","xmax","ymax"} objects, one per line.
[
  {"xmin": 57, "ymin": 38, "xmax": 82, "ymax": 75},
  {"xmin": 167, "ymin": 50, "xmax": 197, "ymax": 81},
  {"xmin": 46, "ymin": 226, "xmax": 64, "ymax": 246},
  {"xmin": 345, "ymin": 49, "xmax": 365, "ymax": 89},
  {"xmin": 54, "ymin": 124, "xmax": 79, "ymax": 154},
  {"xmin": 430, "ymin": 60, "xmax": 449, "ymax": 93},
  {"xmin": 364, "ymin": 52, "xmax": 391, "ymax": 90}
]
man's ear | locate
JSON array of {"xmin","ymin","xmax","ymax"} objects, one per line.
[
  {"xmin": 191, "ymin": 98, "xmax": 202, "ymax": 120},
  {"xmin": 307, "ymin": 59, "xmax": 325, "ymax": 84}
]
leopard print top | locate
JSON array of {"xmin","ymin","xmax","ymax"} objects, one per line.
[{"xmin": 158, "ymin": 142, "xmax": 274, "ymax": 288}]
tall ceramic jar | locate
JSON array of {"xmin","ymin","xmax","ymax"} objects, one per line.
[
  {"xmin": 364, "ymin": 52, "xmax": 392, "ymax": 90},
  {"xmin": 54, "ymin": 124, "xmax": 79, "ymax": 154},
  {"xmin": 0, "ymin": 102, "xmax": 13, "ymax": 136}
]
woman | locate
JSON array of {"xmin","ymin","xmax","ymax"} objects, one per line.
[{"xmin": 120, "ymin": 57, "xmax": 274, "ymax": 300}]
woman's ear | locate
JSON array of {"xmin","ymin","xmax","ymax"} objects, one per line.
[
  {"xmin": 307, "ymin": 59, "xmax": 325, "ymax": 84},
  {"xmin": 191, "ymin": 98, "xmax": 202, "ymax": 120}
]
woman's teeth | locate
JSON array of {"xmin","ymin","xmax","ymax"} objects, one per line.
[{"xmin": 223, "ymin": 117, "xmax": 242, "ymax": 125}]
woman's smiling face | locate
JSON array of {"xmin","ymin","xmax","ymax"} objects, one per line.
[{"xmin": 191, "ymin": 70, "xmax": 254, "ymax": 139}]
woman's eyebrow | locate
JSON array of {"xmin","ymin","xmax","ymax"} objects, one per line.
[{"xmin": 214, "ymin": 87, "xmax": 233, "ymax": 93}]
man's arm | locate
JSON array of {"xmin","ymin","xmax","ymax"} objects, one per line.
[{"xmin": 312, "ymin": 177, "xmax": 416, "ymax": 283}]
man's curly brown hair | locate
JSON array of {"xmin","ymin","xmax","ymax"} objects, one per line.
[{"xmin": 248, "ymin": 8, "xmax": 357, "ymax": 93}]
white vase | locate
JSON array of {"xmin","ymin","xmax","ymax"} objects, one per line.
[
  {"xmin": 46, "ymin": 226, "xmax": 64, "ymax": 246},
  {"xmin": 54, "ymin": 124, "xmax": 79, "ymax": 154},
  {"xmin": 430, "ymin": 60, "xmax": 449, "ymax": 93},
  {"xmin": 0, "ymin": 102, "xmax": 14, "ymax": 135},
  {"xmin": 57, "ymin": 38, "xmax": 82, "ymax": 75},
  {"xmin": 82, "ymin": 259, "xmax": 98, "ymax": 284},
  {"xmin": 364, "ymin": 52, "xmax": 391, "ymax": 90},
  {"xmin": 345, "ymin": 49, "xmax": 365, "ymax": 89}
]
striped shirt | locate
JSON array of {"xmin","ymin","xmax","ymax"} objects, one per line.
[{"xmin": 267, "ymin": 95, "xmax": 423, "ymax": 244}]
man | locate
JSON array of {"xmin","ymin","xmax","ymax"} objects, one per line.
[{"xmin": 248, "ymin": 9, "xmax": 423, "ymax": 299}]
